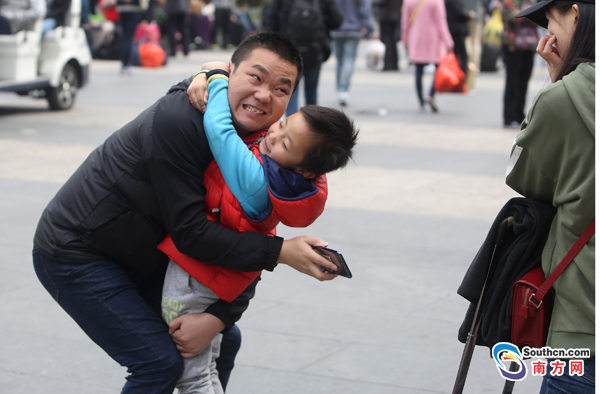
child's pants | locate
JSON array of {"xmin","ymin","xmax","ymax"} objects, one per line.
[{"xmin": 162, "ymin": 260, "xmax": 224, "ymax": 394}]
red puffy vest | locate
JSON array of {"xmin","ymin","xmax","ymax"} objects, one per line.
[{"xmin": 158, "ymin": 131, "xmax": 328, "ymax": 302}]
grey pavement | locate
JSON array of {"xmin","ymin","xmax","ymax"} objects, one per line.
[{"xmin": 0, "ymin": 43, "xmax": 552, "ymax": 393}]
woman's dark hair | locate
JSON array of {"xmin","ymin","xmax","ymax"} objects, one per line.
[
  {"xmin": 549, "ymin": 1, "xmax": 595, "ymax": 81},
  {"xmin": 297, "ymin": 105, "xmax": 359, "ymax": 178},
  {"xmin": 230, "ymin": 32, "xmax": 304, "ymax": 92}
]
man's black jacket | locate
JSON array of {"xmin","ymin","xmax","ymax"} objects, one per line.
[
  {"xmin": 34, "ymin": 78, "xmax": 282, "ymax": 329},
  {"xmin": 457, "ymin": 198, "xmax": 556, "ymax": 349}
]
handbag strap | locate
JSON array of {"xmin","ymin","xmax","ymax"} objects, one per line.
[
  {"xmin": 409, "ymin": 0, "xmax": 428, "ymax": 25},
  {"xmin": 530, "ymin": 220, "xmax": 595, "ymax": 307}
]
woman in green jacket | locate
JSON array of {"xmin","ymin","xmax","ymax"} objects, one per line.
[{"xmin": 506, "ymin": 0, "xmax": 595, "ymax": 392}]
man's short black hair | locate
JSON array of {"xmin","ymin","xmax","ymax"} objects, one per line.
[
  {"xmin": 298, "ymin": 105, "xmax": 359, "ymax": 177},
  {"xmin": 230, "ymin": 32, "xmax": 304, "ymax": 92}
]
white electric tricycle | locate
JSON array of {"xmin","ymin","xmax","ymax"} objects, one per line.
[{"xmin": 0, "ymin": 0, "xmax": 91, "ymax": 110}]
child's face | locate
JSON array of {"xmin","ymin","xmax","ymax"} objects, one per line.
[{"xmin": 259, "ymin": 112, "xmax": 317, "ymax": 178}]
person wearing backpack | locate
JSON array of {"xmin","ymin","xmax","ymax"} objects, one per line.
[
  {"xmin": 263, "ymin": 0, "xmax": 343, "ymax": 116},
  {"xmin": 331, "ymin": 0, "xmax": 375, "ymax": 106}
]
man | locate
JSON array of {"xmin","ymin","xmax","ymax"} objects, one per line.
[
  {"xmin": 372, "ymin": 0, "xmax": 402, "ymax": 71},
  {"xmin": 33, "ymin": 32, "xmax": 338, "ymax": 393},
  {"xmin": 263, "ymin": 0, "xmax": 343, "ymax": 116},
  {"xmin": 211, "ymin": 0, "xmax": 234, "ymax": 48},
  {"xmin": 331, "ymin": 0, "xmax": 375, "ymax": 106}
]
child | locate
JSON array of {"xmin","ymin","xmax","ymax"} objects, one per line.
[{"xmin": 158, "ymin": 69, "xmax": 359, "ymax": 394}]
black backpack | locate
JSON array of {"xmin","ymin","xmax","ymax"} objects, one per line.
[{"xmin": 283, "ymin": 0, "xmax": 326, "ymax": 51}]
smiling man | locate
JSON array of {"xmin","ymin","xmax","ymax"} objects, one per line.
[
  {"xmin": 227, "ymin": 47, "xmax": 298, "ymax": 134},
  {"xmin": 32, "ymin": 32, "xmax": 338, "ymax": 394}
]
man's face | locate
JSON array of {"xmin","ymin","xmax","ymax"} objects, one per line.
[{"xmin": 227, "ymin": 48, "xmax": 298, "ymax": 135}]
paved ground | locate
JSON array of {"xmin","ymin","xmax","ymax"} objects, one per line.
[{"xmin": 0, "ymin": 42, "xmax": 552, "ymax": 393}]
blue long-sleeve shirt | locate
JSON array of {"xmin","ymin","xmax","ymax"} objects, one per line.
[
  {"xmin": 330, "ymin": 0, "xmax": 374, "ymax": 37},
  {"xmin": 202, "ymin": 78, "xmax": 270, "ymax": 219}
]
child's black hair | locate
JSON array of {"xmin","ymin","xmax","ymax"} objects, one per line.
[{"xmin": 298, "ymin": 105, "xmax": 359, "ymax": 177}]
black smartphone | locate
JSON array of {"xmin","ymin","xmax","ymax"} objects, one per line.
[{"xmin": 312, "ymin": 246, "xmax": 352, "ymax": 278}]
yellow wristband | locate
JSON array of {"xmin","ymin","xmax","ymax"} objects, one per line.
[
  {"xmin": 193, "ymin": 69, "xmax": 211, "ymax": 79},
  {"xmin": 207, "ymin": 74, "xmax": 229, "ymax": 84}
]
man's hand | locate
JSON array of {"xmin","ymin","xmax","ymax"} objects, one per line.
[
  {"xmin": 277, "ymin": 236, "xmax": 339, "ymax": 281},
  {"xmin": 537, "ymin": 35, "xmax": 561, "ymax": 82},
  {"xmin": 187, "ymin": 61, "xmax": 230, "ymax": 113},
  {"xmin": 169, "ymin": 313, "xmax": 225, "ymax": 358}
]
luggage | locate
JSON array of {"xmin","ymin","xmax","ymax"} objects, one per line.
[
  {"xmin": 480, "ymin": 9, "xmax": 503, "ymax": 72},
  {"xmin": 134, "ymin": 21, "xmax": 161, "ymax": 43},
  {"xmin": 138, "ymin": 41, "xmax": 167, "ymax": 67},
  {"xmin": 480, "ymin": 42, "xmax": 501, "ymax": 72},
  {"xmin": 92, "ymin": 25, "xmax": 121, "ymax": 60}
]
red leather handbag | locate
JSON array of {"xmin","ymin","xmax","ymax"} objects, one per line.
[{"xmin": 511, "ymin": 220, "xmax": 595, "ymax": 349}]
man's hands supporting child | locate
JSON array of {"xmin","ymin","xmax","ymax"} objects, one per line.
[{"xmin": 169, "ymin": 313, "xmax": 225, "ymax": 358}]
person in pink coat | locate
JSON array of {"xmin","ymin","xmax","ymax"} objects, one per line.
[{"xmin": 402, "ymin": 0, "xmax": 454, "ymax": 112}]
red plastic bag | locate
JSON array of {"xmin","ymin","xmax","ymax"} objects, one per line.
[
  {"xmin": 434, "ymin": 52, "xmax": 467, "ymax": 93},
  {"xmin": 139, "ymin": 42, "xmax": 166, "ymax": 68}
]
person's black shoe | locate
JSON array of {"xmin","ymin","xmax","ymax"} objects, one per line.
[
  {"xmin": 427, "ymin": 97, "xmax": 438, "ymax": 113},
  {"xmin": 503, "ymin": 121, "xmax": 521, "ymax": 129}
]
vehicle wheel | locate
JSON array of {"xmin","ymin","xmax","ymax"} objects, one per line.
[{"xmin": 47, "ymin": 64, "xmax": 79, "ymax": 110}]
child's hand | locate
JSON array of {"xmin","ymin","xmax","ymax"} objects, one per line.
[
  {"xmin": 169, "ymin": 313, "xmax": 225, "ymax": 358},
  {"xmin": 187, "ymin": 61, "xmax": 230, "ymax": 112},
  {"xmin": 537, "ymin": 35, "xmax": 561, "ymax": 82},
  {"xmin": 278, "ymin": 236, "xmax": 339, "ymax": 281},
  {"xmin": 201, "ymin": 61, "xmax": 229, "ymax": 71},
  {"xmin": 187, "ymin": 73, "xmax": 209, "ymax": 113}
]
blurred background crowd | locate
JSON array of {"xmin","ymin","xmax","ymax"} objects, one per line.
[
  {"xmin": 78, "ymin": 0, "xmax": 539, "ymax": 125},
  {"xmin": 0, "ymin": 0, "xmax": 546, "ymax": 122}
]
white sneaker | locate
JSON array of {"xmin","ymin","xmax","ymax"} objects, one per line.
[
  {"xmin": 120, "ymin": 66, "xmax": 133, "ymax": 76},
  {"xmin": 337, "ymin": 91, "xmax": 348, "ymax": 106}
]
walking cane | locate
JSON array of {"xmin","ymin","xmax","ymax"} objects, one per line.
[
  {"xmin": 501, "ymin": 362, "xmax": 519, "ymax": 394},
  {"xmin": 452, "ymin": 217, "xmax": 513, "ymax": 394}
]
